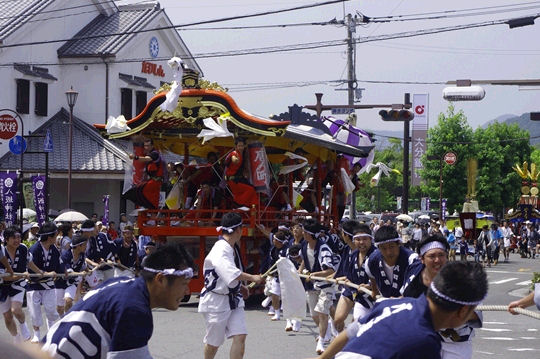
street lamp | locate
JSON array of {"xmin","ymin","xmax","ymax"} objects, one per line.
[{"xmin": 65, "ymin": 87, "xmax": 78, "ymax": 209}]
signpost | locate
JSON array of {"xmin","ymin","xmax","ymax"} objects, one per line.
[
  {"xmin": 444, "ymin": 152, "xmax": 457, "ymax": 166},
  {"xmin": 9, "ymin": 135, "xmax": 27, "ymax": 155},
  {"xmin": 0, "ymin": 114, "xmax": 18, "ymax": 140}
]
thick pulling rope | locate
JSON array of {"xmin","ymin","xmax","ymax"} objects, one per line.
[
  {"xmin": 298, "ymin": 273, "xmax": 375, "ymax": 298},
  {"xmin": 248, "ymin": 261, "xmax": 279, "ymax": 289},
  {"xmin": 477, "ymin": 305, "xmax": 540, "ymax": 320},
  {"xmin": 293, "ymin": 275, "xmax": 540, "ymax": 320},
  {"xmin": 0, "ymin": 261, "xmax": 135, "ymax": 282}
]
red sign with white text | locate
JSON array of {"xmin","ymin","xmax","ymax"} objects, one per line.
[
  {"xmin": 0, "ymin": 114, "xmax": 18, "ymax": 140},
  {"xmin": 444, "ymin": 152, "xmax": 457, "ymax": 165},
  {"xmin": 141, "ymin": 61, "xmax": 165, "ymax": 77}
]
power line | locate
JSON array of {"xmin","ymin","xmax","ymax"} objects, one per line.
[
  {"xmin": 0, "ymin": 11, "xmax": 537, "ymax": 65},
  {"xmin": 364, "ymin": 1, "xmax": 540, "ymax": 22},
  {"xmin": 0, "ymin": 0, "xmax": 350, "ymax": 49},
  {"xmin": 179, "ymin": 20, "xmax": 343, "ymax": 30}
]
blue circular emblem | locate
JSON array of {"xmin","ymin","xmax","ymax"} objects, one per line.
[{"xmin": 149, "ymin": 37, "xmax": 159, "ymax": 58}]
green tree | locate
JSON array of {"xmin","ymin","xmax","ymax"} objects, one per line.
[
  {"xmin": 356, "ymin": 138, "xmax": 403, "ymax": 212},
  {"xmin": 421, "ymin": 105, "xmax": 474, "ymax": 214},
  {"xmin": 473, "ymin": 122, "xmax": 530, "ymax": 216}
]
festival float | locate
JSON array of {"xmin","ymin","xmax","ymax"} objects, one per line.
[
  {"xmin": 95, "ymin": 60, "xmax": 373, "ymax": 294},
  {"xmin": 506, "ymin": 161, "xmax": 540, "ymax": 223}
]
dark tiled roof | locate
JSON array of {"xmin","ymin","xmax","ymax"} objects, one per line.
[
  {"xmin": 119, "ymin": 73, "xmax": 155, "ymax": 89},
  {"xmin": 0, "ymin": 108, "xmax": 128, "ymax": 172},
  {"xmin": 0, "ymin": 0, "xmax": 55, "ymax": 41},
  {"xmin": 57, "ymin": 4, "xmax": 160, "ymax": 57},
  {"xmin": 14, "ymin": 64, "xmax": 58, "ymax": 81}
]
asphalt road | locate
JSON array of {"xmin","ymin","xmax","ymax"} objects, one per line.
[{"xmin": 1, "ymin": 253, "xmax": 538, "ymax": 358}]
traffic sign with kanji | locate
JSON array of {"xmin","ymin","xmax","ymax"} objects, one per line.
[
  {"xmin": 9, "ymin": 135, "xmax": 27, "ymax": 155},
  {"xmin": 0, "ymin": 114, "xmax": 18, "ymax": 140},
  {"xmin": 444, "ymin": 152, "xmax": 457, "ymax": 165}
]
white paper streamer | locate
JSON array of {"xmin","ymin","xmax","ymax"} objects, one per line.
[
  {"xmin": 197, "ymin": 116, "xmax": 233, "ymax": 144},
  {"xmin": 105, "ymin": 115, "xmax": 131, "ymax": 134},
  {"xmin": 160, "ymin": 57, "xmax": 185, "ymax": 113},
  {"xmin": 279, "ymin": 152, "xmax": 308, "ymax": 175}
]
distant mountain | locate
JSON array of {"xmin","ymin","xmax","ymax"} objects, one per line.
[{"xmin": 484, "ymin": 112, "xmax": 540, "ymax": 146}]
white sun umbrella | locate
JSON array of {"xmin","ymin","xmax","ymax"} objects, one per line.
[
  {"xmin": 418, "ymin": 214, "xmax": 431, "ymax": 220},
  {"xmin": 322, "ymin": 116, "xmax": 375, "ymax": 174},
  {"xmin": 54, "ymin": 211, "xmax": 88, "ymax": 222},
  {"xmin": 396, "ymin": 214, "xmax": 413, "ymax": 222},
  {"xmin": 17, "ymin": 208, "xmax": 37, "ymax": 220}
]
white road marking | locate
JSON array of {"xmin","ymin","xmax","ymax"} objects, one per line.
[
  {"xmin": 508, "ymin": 348, "xmax": 536, "ymax": 351},
  {"xmin": 527, "ymin": 329, "xmax": 538, "ymax": 332},
  {"xmin": 520, "ymin": 337, "xmax": 537, "ymax": 340},
  {"xmin": 482, "ymin": 337, "xmax": 516, "ymax": 341},
  {"xmin": 516, "ymin": 280, "xmax": 531, "ymax": 286},
  {"xmin": 475, "ymin": 351, "xmax": 494, "ymax": 355},
  {"xmin": 483, "ymin": 321, "xmax": 507, "ymax": 325},
  {"xmin": 485, "ymin": 270, "xmax": 531, "ymax": 275},
  {"xmin": 480, "ymin": 328, "xmax": 511, "ymax": 332},
  {"xmin": 489, "ymin": 278, "xmax": 518, "ymax": 284}
]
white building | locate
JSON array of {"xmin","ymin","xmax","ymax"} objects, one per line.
[{"xmin": 0, "ymin": 0, "xmax": 201, "ymax": 222}]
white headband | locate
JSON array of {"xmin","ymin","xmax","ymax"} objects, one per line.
[
  {"xmin": 80, "ymin": 227, "xmax": 95, "ymax": 232},
  {"xmin": 143, "ymin": 267, "xmax": 194, "ymax": 279},
  {"xmin": 39, "ymin": 230, "xmax": 57, "ymax": 237},
  {"xmin": 302, "ymin": 228, "xmax": 316, "ymax": 236},
  {"xmin": 278, "ymin": 225, "xmax": 289, "ymax": 231},
  {"xmin": 353, "ymin": 233, "xmax": 373, "ymax": 240},
  {"xmin": 374, "ymin": 237, "xmax": 402, "ymax": 247},
  {"xmin": 273, "ymin": 235, "xmax": 287, "ymax": 244},
  {"xmin": 420, "ymin": 241, "xmax": 447, "ymax": 256},
  {"xmin": 216, "ymin": 222, "xmax": 242, "ymax": 234},
  {"xmin": 342, "ymin": 229, "xmax": 354, "ymax": 237},
  {"xmin": 430, "ymin": 281, "xmax": 485, "ymax": 306}
]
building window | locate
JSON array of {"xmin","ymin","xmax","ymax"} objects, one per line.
[
  {"xmin": 135, "ymin": 91, "xmax": 147, "ymax": 115},
  {"xmin": 16, "ymin": 79, "xmax": 30, "ymax": 114},
  {"xmin": 35, "ymin": 82, "xmax": 48, "ymax": 116},
  {"xmin": 121, "ymin": 88, "xmax": 132, "ymax": 119}
]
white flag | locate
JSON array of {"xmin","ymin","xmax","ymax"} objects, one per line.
[{"xmin": 277, "ymin": 258, "xmax": 306, "ymax": 320}]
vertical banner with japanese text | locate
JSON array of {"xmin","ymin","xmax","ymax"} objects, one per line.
[
  {"xmin": 412, "ymin": 94, "xmax": 429, "ymax": 186},
  {"xmin": 0, "ymin": 172, "xmax": 18, "ymax": 226},
  {"xmin": 442, "ymin": 198, "xmax": 447, "ymax": 221},
  {"xmin": 102, "ymin": 195, "xmax": 110, "ymax": 226},
  {"xmin": 32, "ymin": 175, "xmax": 47, "ymax": 225},
  {"xmin": 247, "ymin": 142, "xmax": 270, "ymax": 193}
]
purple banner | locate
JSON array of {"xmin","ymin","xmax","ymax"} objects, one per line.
[
  {"xmin": 32, "ymin": 175, "xmax": 47, "ymax": 226},
  {"xmin": 0, "ymin": 172, "xmax": 18, "ymax": 226},
  {"xmin": 102, "ymin": 195, "xmax": 110, "ymax": 226},
  {"xmin": 442, "ymin": 198, "xmax": 447, "ymax": 221}
]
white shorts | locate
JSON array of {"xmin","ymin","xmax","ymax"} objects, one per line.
[
  {"xmin": 114, "ymin": 268, "xmax": 135, "ymax": 278},
  {"xmin": 64, "ymin": 285, "xmax": 77, "ymax": 300},
  {"xmin": 85, "ymin": 271, "xmax": 103, "ymax": 288},
  {"xmin": 202, "ymin": 308, "xmax": 247, "ymax": 347},
  {"xmin": 307, "ymin": 287, "xmax": 334, "ymax": 316},
  {"xmin": 352, "ymin": 302, "xmax": 370, "ymax": 321},
  {"xmin": 55, "ymin": 288, "xmax": 65, "ymax": 306},
  {"xmin": 268, "ymin": 277, "xmax": 281, "ymax": 296},
  {"xmin": 0, "ymin": 290, "xmax": 24, "ymax": 313}
]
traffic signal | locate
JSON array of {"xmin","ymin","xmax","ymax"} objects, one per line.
[
  {"xmin": 379, "ymin": 109, "xmax": 414, "ymax": 122},
  {"xmin": 530, "ymin": 112, "xmax": 540, "ymax": 121}
]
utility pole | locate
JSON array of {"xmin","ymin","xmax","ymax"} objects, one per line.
[{"xmin": 346, "ymin": 14, "xmax": 355, "ymax": 114}]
